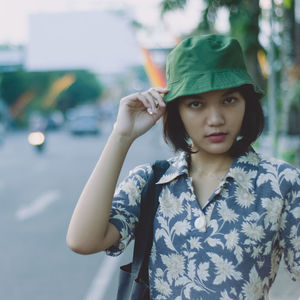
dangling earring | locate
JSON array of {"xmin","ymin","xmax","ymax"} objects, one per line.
[{"xmin": 236, "ymin": 135, "xmax": 243, "ymax": 141}]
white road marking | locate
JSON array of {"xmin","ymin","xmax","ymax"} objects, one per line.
[
  {"xmin": 15, "ymin": 190, "xmax": 61, "ymax": 221},
  {"xmin": 0, "ymin": 181, "xmax": 5, "ymax": 190},
  {"xmin": 84, "ymin": 255, "xmax": 122, "ymax": 300}
]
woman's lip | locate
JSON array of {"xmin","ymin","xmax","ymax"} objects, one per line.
[
  {"xmin": 206, "ymin": 133, "xmax": 227, "ymax": 137},
  {"xmin": 206, "ymin": 133, "xmax": 227, "ymax": 143}
]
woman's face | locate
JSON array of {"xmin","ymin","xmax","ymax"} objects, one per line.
[{"xmin": 178, "ymin": 88, "xmax": 246, "ymax": 156}]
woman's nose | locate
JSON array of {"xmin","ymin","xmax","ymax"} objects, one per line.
[{"xmin": 206, "ymin": 107, "xmax": 225, "ymax": 126}]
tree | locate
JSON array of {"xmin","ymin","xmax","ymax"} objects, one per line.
[
  {"xmin": 56, "ymin": 70, "xmax": 103, "ymax": 112},
  {"xmin": 278, "ymin": 0, "xmax": 300, "ymax": 133},
  {"xmin": 0, "ymin": 70, "xmax": 31, "ymax": 107},
  {"xmin": 160, "ymin": 0, "xmax": 265, "ymax": 87},
  {"xmin": 0, "ymin": 69, "xmax": 104, "ymax": 122}
]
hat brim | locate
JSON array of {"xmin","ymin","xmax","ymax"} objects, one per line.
[{"xmin": 164, "ymin": 69, "xmax": 264, "ymax": 103}]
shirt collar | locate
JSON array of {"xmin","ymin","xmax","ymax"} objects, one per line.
[
  {"xmin": 226, "ymin": 147, "xmax": 259, "ymax": 193},
  {"xmin": 156, "ymin": 151, "xmax": 189, "ymax": 184},
  {"xmin": 156, "ymin": 147, "xmax": 260, "ymax": 193}
]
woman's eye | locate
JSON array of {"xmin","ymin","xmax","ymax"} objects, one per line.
[
  {"xmin": 224, "ymin": 97, "xmax": 236, "ymax": 104},
  {"xmin": 189, "ymin": 101, "xmax": 203, "ymax": 108}
]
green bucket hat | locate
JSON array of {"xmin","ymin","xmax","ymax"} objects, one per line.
[{"xmin": 164, "ymin": 34, "xmax": 264, "ymax": 103}]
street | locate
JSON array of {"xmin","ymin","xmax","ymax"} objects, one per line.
[{"xmin": 0, "ymin": 123, "xmax": 299, "ymax": 300}]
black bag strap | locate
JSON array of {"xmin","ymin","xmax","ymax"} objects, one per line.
[{"xmin": 131, "ymin": 160, "xmax": 170, "ymax": 280}]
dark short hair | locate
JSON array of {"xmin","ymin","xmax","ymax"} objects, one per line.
[{"xmin": 163, "ymin": 84, "xmax": 265, "ymax": 157}]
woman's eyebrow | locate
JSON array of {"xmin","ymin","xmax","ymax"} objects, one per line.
[
  {"xmin": 184, "ymin": 90, "xmax": 238, "ymax": 101},
  {"xmin": 187, "ymin": 95, "xmax": 204, "ymax": 100},
  {"xmin": 180, "ymin": 95, "xmax": 202, "ymax": 103},
  {"xmin": 222, "ymin": 89, "xmax": 238, "ymax": 97}
]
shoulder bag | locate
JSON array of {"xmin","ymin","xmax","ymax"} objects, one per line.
[{"xmin": 116, "ymin": 160, "xmax": 170, "ymax": 300}]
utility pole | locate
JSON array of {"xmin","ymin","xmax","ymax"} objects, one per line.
[
  {"xmin": 296, "ymin": 0, "xmax": 300, "ymax": 65},
  {"xmin": 268, "ymin": 0, "xmax": 278, "ymax": 157}
]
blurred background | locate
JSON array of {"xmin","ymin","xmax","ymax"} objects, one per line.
[{"xmin": 0, "ymin": 0, "xmax": 300, "ymax": 299}]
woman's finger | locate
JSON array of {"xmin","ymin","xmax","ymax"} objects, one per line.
[
  {"xmin": 149, "ymin": 88, "xmax": 166, "ymax": 108},
  {"xmin": 144, "ymin": 87, "xmax": 168, "ymax": 111},
  {"xmin": 122, "ymin": 92, "xmax": 149, "ymax": 109},
  {"xmin": 121, "ymin": 87, "xmax": 168, "ymax": 115},
  {"xmin": 136, "ymin": 92, "xmax": 154, "ymax": 114},
  {"xmin": 152, "ymin": 87, "xmax": 169, "ymax": 95},
  {"xmin": 141, "ymin": 91, "xmax": 158, "ymax": 113}
]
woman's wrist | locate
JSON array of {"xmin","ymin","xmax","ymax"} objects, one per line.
[{"xmin": 110, "ymin": 127, "xmax": 135, "ymax": 147}]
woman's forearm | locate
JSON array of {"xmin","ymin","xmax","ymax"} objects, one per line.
[
  {"xmin": 66, "ymin": 88, "xmax": 167, "ymax": 254},
  {"xmin": 66, "ymin": 130, "xmax": 133, "ymax": 254}
]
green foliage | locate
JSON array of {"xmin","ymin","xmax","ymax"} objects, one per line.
[
  {"xmin": 0, "ymin": 44, "xmax": 23, "ymax": 50},
  {"xmin": 0, "ymin": 70, "xmax": 31, "ymax": 106},
  {"xmin": 56, "ymin": 70, "xmax": 103, "ymax": 112},
  {"xmin": 159, "ymin": 0, "xmax": 263, "ymax": 85},
  {"xmin": 160, "ymin": 0, "xmax": 261, "ymax": 53},
  {"xmin": 160, "ymin": 0, "xmax": 187, "ymax": 15},
  {"xmin": 280, "ymin": 150, "xmax": 296, "ymax": 164},
  {"xmin": 291, "ymin": 78, "xmax": 300, "ymax": 107},
  {"xmin": 229, "ymin": 2, "xmax": 260, "ymax": 51},
  {"xmin": 283, "ymin": 0, "xmax": 294, "ymax": 9},
  {"xmin": 131, "ymin": 20, "xmax": 144, "ymax": 30},
  {"xmin": 0, "ymin": 69, "xmax": 104, "ymax": 116}
]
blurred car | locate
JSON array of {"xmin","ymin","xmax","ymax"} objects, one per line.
[
  {"xmin": 68, "ymin": 113, "xmax": 100, "ymax": 135},
  {"xmin": 46, "ymin": 111, "xmax": 64, "ymax": 131}
]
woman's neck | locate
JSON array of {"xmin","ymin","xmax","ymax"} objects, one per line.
[{"xmin": 189, "ymin": 151, "xmax": 233, "ymax": 178}]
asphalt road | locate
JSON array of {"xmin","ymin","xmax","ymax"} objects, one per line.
[{"xmin": 0, "ymin": 123, "xmax": 299, "ymax": 300}]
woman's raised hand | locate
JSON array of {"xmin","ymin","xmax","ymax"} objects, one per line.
[{"xmin": 113, "ymin": 87, "xmax": 169, "ymax": 142}]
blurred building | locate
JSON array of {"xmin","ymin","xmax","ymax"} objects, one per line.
[
  {"xmin": 0, "ymin": 46, "xmax": 25, "ymax": 72},
  {"xmin": 25, "ymin": 10, "xmax": 142, "ymax": 75}
]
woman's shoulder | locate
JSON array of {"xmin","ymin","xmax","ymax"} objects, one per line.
[
  {"xmin": 256, "ymin": 152, "xmax": 300, "ymax": 191},
  {"xmin": 128, "ymin": 163, "xmax": 152, "ymax": 177},
  {"xmin": 128, "ymin": 153, "xmax": 181, "ymax": 179},
  {"xmin": 258, "ymin": 152, "xmax": 300, "ymax": 173}
]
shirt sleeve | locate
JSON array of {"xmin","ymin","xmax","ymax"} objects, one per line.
[
  {"xmin": 279, "ymin": 166, "xmax": 300, "ymax": 281},
  {"xmin": 105, "ymin": 163, "xmax": 152, "ymax": 256}
]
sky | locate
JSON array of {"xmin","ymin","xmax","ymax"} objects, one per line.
[{"xmin": 0, "ymin": 0, "xmax": 229, "ymax": 46}]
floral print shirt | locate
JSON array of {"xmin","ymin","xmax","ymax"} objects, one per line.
[{"xmin": 106, "ymin": 148, "xmax": 300, "ymax": 300}]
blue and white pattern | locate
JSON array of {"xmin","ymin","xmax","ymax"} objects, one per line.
[{"xmin": 106, "ymin": 148, "xmax": 300, "ymax": 299}]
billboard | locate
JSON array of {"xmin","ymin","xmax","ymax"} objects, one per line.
[{"xmin": 26, "ymin": 10, "xmax": 142, "ymax": 74}]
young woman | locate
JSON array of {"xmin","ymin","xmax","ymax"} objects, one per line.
[{"xmin": 67, "ymin": 35, "xmax": 300, "ymax": 299}]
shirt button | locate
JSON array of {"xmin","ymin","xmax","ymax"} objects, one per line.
[{"xmin": 194, "ymin": 216, "xmax": 207, "ymax": 232}]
